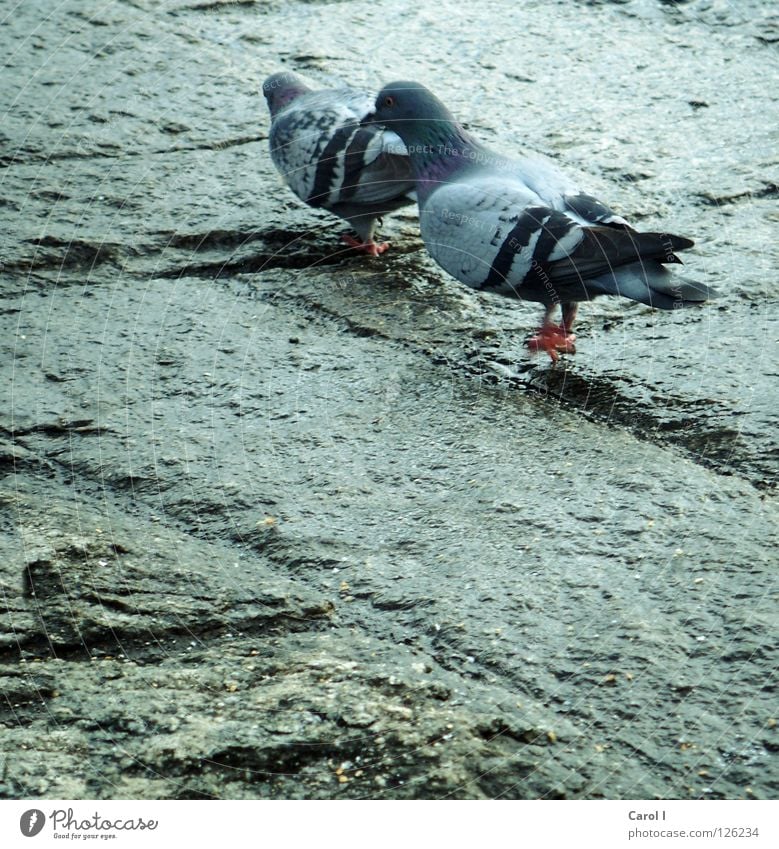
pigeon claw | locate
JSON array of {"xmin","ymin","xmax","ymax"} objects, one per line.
[
  {"xmin": 526, "ymin": 324, "xmax": 577, "ymax": 363},
  {"xmin": 342, "ymin": 235, "xmax": 390, "ymax": 256}
]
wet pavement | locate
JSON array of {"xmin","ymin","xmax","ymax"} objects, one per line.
[{"xmin": 1, "ymin": 0, "xmax": 777, "ymax": 798}]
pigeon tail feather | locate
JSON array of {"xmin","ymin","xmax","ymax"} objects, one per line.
[{"xmin": 590, "ymin": 261, "xmax": 716, "ymax": 310}]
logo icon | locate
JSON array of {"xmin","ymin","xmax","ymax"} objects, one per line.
[{"xmin": 20, "ymin": 810, "xmax": 46, "ymax": 837}]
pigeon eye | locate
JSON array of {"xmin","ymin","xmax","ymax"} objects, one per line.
[{"xmin": 383, "ymin": 95, "xmax": 396, "ymax": 108}]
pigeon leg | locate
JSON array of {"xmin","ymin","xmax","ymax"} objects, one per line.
[
  {"xmin": 341, "ymin": 234, "xmax": 390, "ymax": 256},
  {"xmin": 526, "ymin": 304, "xmax": 577, "ymax": 362},
  {"xmin": 560, "ymin": 302, "xmax": 579, "ymax": 338}
]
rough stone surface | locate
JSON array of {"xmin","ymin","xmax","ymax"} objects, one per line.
[{"xmin": 1, "ymin": 0, "xmax": 777, "ymax": 799}]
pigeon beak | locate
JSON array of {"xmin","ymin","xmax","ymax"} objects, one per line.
[{"xmin": 360, "ymin": 111, "xmax": 377, "ymax": 126}]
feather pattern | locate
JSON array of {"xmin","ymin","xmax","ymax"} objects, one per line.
[
  {"xmin": 370, "ymin": 81, "xmax": 714, "ymax": 357},
  {"xmin": 263, "ymin": 73, "xmax": 415, "ymax": 250}
]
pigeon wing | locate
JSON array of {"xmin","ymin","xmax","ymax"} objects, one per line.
[
  {"xmin": 334, "ymin": 128, "xmax": 414, "ymax": 206},
  {"xmin": 421, "ymin": 177, "xmax": 553, "ymax": 291}
]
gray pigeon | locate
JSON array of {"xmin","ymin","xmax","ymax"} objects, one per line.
[
  {"xmin": 370, "ymin": 81, "xmax": 714, "ymax": 360},
  {"xmin": 263, "ymin": 72, "xmax": 416, "ymax": 256}
]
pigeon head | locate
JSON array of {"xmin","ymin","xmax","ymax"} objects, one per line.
[
  {"xmin": 263, "ymin": 71, "xmax": 311, "ymax": 116},
  {"xmin": 371, "ymin": 81, "xmax": 460, "ymax": 147},
  {"xmin": 370, "ymin": 82, "xmax": 483, "ymax": 192}
]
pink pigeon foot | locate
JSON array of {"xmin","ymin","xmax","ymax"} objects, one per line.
[
  {"xmin": 526, "ymin": 323, "xmax": 577, "ymax": 363},
  {"xmin": 342, "ymin": 234, "xmax": 390, "ymax": 256}
]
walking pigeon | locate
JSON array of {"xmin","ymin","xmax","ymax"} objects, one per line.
[
  {"xmin": 369, "ymin": 81, "xmax": 713, "ymax": 359},
  {"xmin": 263, "ymin": 72, "xmax": 416, "ymax": 256}
]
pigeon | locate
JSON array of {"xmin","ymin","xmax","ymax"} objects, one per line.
[
  {"xmin": 369, "ymin": 81, "xmax": 714, "ymax": 360},
  {"xmin": 263, "ymin": 72, "xmax": 416, "ymax": 256}
]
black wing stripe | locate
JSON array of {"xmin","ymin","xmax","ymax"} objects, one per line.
[
  {"xmin": 338, "ymin": 127, "xmax": 379, "ymax": 203},
  {"xmin": 307, "ymin": 123, "xmax": 358, "ymax": 207},
  {"xmin": 522, "ymin": 212, "xmax": 582, "ymax": 297},
  {"xmin": 481, "ymin": 206, "xmax": 550, "ymax": 289}
]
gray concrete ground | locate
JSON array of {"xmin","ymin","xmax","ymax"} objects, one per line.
[{"xmin": 1, "ymin": 0, "xmax": 777, "ymax": 798}]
